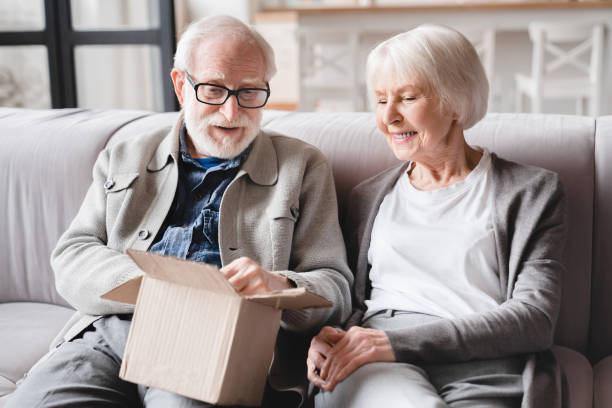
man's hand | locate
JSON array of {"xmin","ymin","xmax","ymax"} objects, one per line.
[
  {"xmin": 220, "ymin": 257, "xmax": 291, "ymax": 295},
  {"xmin": 307, "ymin": 325, "xmax": 396, "ymax": 392}
]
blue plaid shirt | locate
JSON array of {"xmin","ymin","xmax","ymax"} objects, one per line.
[{"xmin": 149, "ymin": 125, "xmax": 251, "ymax": 267}]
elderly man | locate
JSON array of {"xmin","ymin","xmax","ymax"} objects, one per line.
[{"xmin": 6, "ymin": 15, "xmax": 352, "ymax": 408}]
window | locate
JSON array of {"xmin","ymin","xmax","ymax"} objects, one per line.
[{"xmin": 0, "ymin": 0, "xmax": 177, "ymax": 111}]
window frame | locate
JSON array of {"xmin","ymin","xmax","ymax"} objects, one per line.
[{"xmin": 0, "ymin": 0, "xmax": 178, "ymax": 111}]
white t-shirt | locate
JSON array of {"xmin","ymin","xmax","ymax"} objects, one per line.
[{"xmin": 365, "ymin": 149, "xmax": 503, "ymax": 319}]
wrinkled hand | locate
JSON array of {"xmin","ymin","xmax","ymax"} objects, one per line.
[
  {"xmin": 307, "ymin": 325, "xmax": 395, "ymax": 392},
  {"xmin": 220, "ymin": 257, "xmax": 291, "ymax": 295},
  {"xmin": 307, "ymin": 326, "xmax": 345, "ymax": 388}
]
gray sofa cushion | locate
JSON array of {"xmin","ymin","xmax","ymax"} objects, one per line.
[
  {"xmin": 553, "ymin": 345, "xmax": 593, "ymax": 408},
  {"xmin": 0, "ymin": 302, "xmax": 74, "ymax": 396},
  {"xmin": 0, "ymin": 108, "xmax": 152, "ymax": 306},
  {"xmin": 594, "ymin": 355, "xmax": 612, "ymax": 408}
]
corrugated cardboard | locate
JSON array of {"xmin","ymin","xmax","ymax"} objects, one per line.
[{"xmin": 101, "ymin": 249, "xmax": 332, "ymax": 406}]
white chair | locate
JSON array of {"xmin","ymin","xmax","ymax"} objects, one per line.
[
  {"xmin": 356, "ymin": 29, "xmax": 402, "ymax": 110},
  {"xmin": 297, "ymin": 29, "xmax": 362, "ymax": 111},
  {"xmin": 464, "ymin": 28, "xmax": 497, "ymax": 111},
  {"xmin": 515, "ymin": 21, "xmax": 605, "ymax": 116}
]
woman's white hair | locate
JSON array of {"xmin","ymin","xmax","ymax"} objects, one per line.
[
  {"xmin": 366, "ymin": 24, "xmax": 488, "ymax": 129},
  {"xmin": 174, "ymin": 15, "xmax": 277, "ymax": 81}
]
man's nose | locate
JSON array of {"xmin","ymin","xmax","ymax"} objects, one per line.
[{"xmin": 219, "ymin": 94, "xmax": 239, "ymax": 122}]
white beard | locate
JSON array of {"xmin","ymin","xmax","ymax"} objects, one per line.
[{"xmin": 183, "ymin": 107, "xmax": 260, "ymax": 159}]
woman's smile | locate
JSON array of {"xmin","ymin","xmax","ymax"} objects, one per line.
[{"xmin": 391, "ymin": 130, "xmax": 418, "ymax": 143}]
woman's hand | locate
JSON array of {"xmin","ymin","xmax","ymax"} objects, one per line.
[
  {"xmin": 307, "ymin": 325, "xmax": 396, "ymax": 392},
  {"xmin": 307, "ymin": 326, "xmax": 346, "ymax": 389}
]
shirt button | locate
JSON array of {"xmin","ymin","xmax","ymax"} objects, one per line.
[
  {"xmin": 104, "ymin": 179, "xmax": 115, "ymax": 190},
  {"xmin": 194, "ymin": 193, "xmax": 204, "ymax": 200},
  {"xmin": 138, "ymin": 229, "xmax": 150, "ymax": 240}
]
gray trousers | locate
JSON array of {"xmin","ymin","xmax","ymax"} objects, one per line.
[
  {"xmin": 315, "ymin": 311, "xmax": 524, "ymax": 408},
  {"xmin": 4, "ymin": 315, "xmax": 252, "ymax": 408}
]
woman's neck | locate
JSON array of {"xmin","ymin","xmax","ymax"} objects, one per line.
[{"xmin": 408, "ymin": 141, "xmax": 483, "ymax": 191}]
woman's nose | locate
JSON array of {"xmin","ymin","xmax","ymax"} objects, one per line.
[{"xmin": 383, "ymin": 101, "xmax": 402, "ymax": 126}]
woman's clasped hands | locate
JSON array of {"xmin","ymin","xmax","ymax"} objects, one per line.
[{"xmin": 307, "ymin": 325, "xmax": 396, "ymax": 392}]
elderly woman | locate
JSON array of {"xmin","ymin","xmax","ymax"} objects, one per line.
[{"xmin": 307, "ymin": 24, "xmax": 567, "ymax": 408}]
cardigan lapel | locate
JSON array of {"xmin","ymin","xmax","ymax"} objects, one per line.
[
  {"xmin": 352, "ymin": 162, "xmax": 409, "ymax": 312},
  {"xmin": 130, "ymin": 114, "xmax": 181, "ymax": 251}
]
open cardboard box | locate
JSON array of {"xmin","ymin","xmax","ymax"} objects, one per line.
[{"xmin": 101, "ymin": 249, "xmax": 332, "ymax": 406}]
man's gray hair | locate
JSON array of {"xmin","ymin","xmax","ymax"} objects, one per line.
[
  {"xmin": 174, "ymin": 15, "xmax": 277, "ymax": 81},
  {"xmin": 366, "ymin": 24, "xmax": 488, "ymax": 130}
]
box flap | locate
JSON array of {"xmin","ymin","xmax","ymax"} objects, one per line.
[
  {"xmin": 246, "ymin": 287, "xmax": 332, "ymax": 310},
  {"xmin": 126, "ymin": 249, "xmax": 237, "ymax": 295},
  {"xmin": 100, "ymin": 276, "xmax": 143, "ymax": 305}
]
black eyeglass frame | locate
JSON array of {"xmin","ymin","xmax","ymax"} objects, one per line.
[{"xmin": 184, "ymin": 71, "xmax": 270, "ymax": 109}]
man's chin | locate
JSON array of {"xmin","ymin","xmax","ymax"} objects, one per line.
[{"xmin": 199, "ymin": 131, "xmax": 257, "ymax": 159}]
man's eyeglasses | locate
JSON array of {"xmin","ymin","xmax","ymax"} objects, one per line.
[{"xmin": 184, "ymin": 72, "xmax": 270, "ymax": 109}]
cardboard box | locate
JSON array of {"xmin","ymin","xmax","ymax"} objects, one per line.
[{"xmin": 101, "ymin": 249, "xmax": 332, "ymax": 406}]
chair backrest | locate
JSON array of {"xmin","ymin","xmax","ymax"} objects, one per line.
[
  {"xmin": 465, "ymin": 28, "xmax": 496, "ymax": 85},
  {"xmin": 297, "ymin": 29, "xmax": 361, "ymax": 111},
  {"xmin": 464, "ymin": 28, "xmax": 496, "ymax": 111},
  {"xmin": 528, "ymin": 21, "xmax": 604, "ymax": 82}
]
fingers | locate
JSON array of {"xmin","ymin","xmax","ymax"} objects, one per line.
[
  {"xmin": 220, "ymin": 257, "xmax": 256, "ymax": 279},
  {"xmin": 307, "ymin": 347, "xmax": 327, "ymax": 388},
  {"xmin": 315, "ymin": 327, "xmax": 396, "ymax": 392},
  {"xmin": 309, "ymin": 328, "xmax": 339, "ymax": 359},
  {"xmin": 307, "ymin": 357, "xmax": 326, "ymax": 388},
  {"xmin": 227, "ymin": 263, "xmax": 266, "ymax": 294},
  {"xmin": 307, "ymin": 326, "xmax": 345, "ymax": 388},
  {"xmin": 318, "ymin": 325, "xmax": 346, "ymax": 345},
  {"xmin": 220, "ymin": 257, "xmax": 291, "ymax": 295},
  {"xmin": 320, "ymin": 354, "xmax": 370, "ymax": 392}
]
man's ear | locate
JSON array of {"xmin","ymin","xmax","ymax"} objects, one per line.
[{"xmin": 171, "ymin": 69, "xmax": 185, "ymax": 105}]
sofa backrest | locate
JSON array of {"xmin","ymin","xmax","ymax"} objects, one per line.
[
  {"xmin": 0, "ymin": 108, "xmax": 152, "ymax": 308},
  {"xmin": 0, "ymin": 108, "xmax": 600, "ymax": 360},
  {"xmin": 262, "ymin": 111, "xmax": 596, "ymax": 356}
]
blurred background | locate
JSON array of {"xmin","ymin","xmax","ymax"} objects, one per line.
[{"xmin": 0, "ymin": 0, "xmax": 610, "ymax": 115}]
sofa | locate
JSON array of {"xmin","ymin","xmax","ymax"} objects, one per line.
[{"xmin": 0, "ymin": 107, "xmax": 610, "ymax": 407}]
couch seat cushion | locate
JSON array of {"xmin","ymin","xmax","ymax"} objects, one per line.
[
  {"xmin": 552, "ymin": 345, "xmax": 593, "ymax": 408},
  {"xmin": 594, "ymin": 355, "xmax": 612, "ymax": 407},
  {"xmin": 0, "ymin": 302, "xmax": 73, "ymax": 396}
]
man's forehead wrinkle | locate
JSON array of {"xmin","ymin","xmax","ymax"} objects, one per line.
[
  {"xmin": 192, "ymin": 51, "xmax": 266, "ymax": 87},
  {"xmin": 194, "ymin": 70, "xmax": 264, "ymax": 87},
  {"xmin": 197, "ymin": 72, "xmax": 225, "ymax": 81}
]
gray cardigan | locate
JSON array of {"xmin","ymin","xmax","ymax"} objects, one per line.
[{"xmin": 344, "ymin": 154, "xmax": 568, "ymax": 408}]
